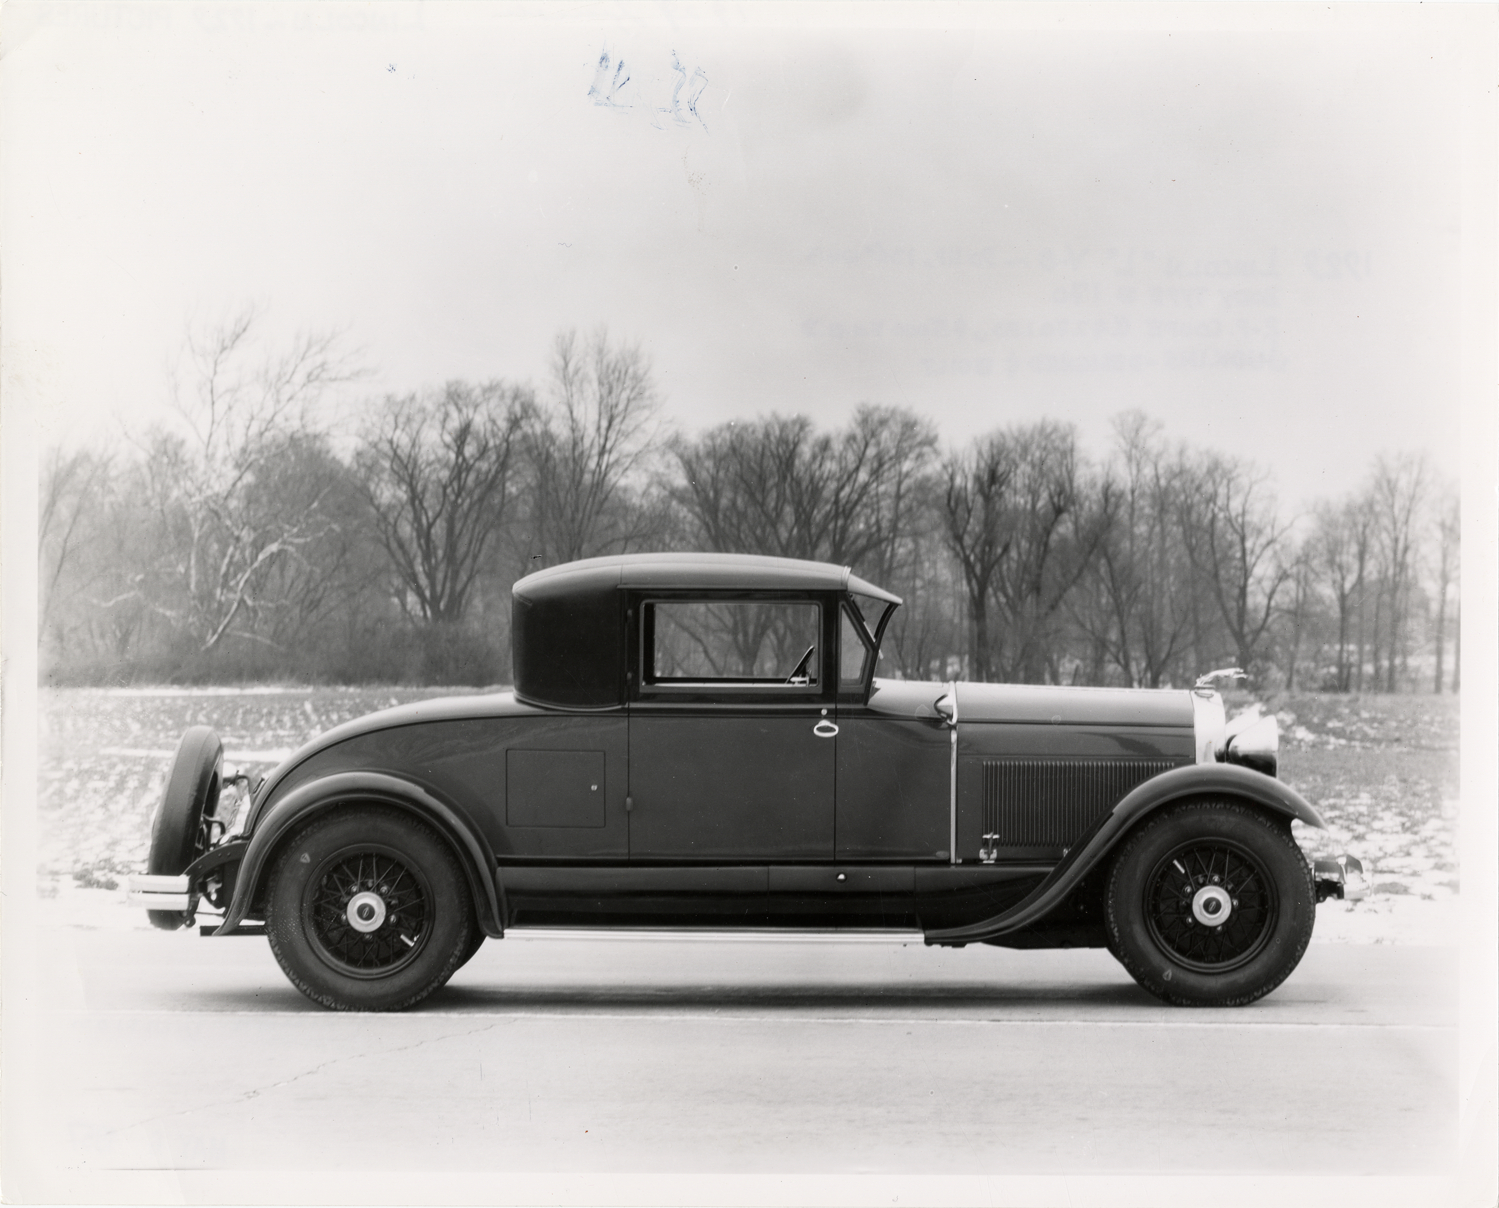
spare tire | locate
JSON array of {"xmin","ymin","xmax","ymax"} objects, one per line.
[{"xmin": 146, "ymin": 726, "xmax": 223, "ymax": 930}]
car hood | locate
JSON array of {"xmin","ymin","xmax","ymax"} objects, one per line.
[
  {"xmin": 956, "ymin": 682, "xmax": 1193, "ymax": 726},
  {"xmin": 866, "ymin": 678, "xmax": 1193, "ymax": 728}
]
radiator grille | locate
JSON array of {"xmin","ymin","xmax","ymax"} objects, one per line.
[{"xmin": 980, "ymin": 759, "xmax": 1179, "ymax": 852}]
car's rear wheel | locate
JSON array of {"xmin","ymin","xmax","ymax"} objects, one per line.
[
  {"xmin": 454, "ymin": 930, "xmax": 487, "ymax": 973},
  {"xmin": 146, "ymin": 726, "xmax": 223, "ymax": 930},
  {"xmin": 265, "ymin": 807, "xmax": 474, "ymax": 1011},
  {"xmin": 1105, "ymin": 799, "xmax": 1314, "ymax": 1007}
]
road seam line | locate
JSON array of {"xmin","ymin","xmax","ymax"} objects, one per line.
[{"xmin": 59, "ymin": 1008, "xmax": 1454, "ymax": 1030}]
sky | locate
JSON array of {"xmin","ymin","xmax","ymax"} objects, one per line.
[{"xmin": 1, "ymin": 1, "xmax": 1487, "ymax": 510}]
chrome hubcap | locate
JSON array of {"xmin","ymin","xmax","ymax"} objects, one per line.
[
  {"xmin": 1191, "ymin": 884, "xmax": 1233, "ymax": 927},
  {"xmin": 346, "ymin": 890, "xmax": 387, "ymax": 934}
]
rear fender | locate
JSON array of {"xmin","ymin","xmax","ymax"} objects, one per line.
[
  {"xmin": 213, "ymin": 772, "xmax": 503, "ymax": 938},
  {"xmin": 924, "ymin": 763, "xmax": 1325, "ymax": 945}
]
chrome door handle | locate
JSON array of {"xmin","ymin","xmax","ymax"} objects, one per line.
[{"xmin": 813, "ymin": 720, "xmax": 839, "ymax": 737}]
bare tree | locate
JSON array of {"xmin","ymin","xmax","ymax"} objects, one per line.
[
  {"xmin": 1278, "ymin": 537, "xmax": 1317, "ymax": 692},
  {"xmin": 833, "ymin": 406, "xmax": 939, "ymax": 585},
  {"xmin": 246, "ymin": 434, "xmax": 378, "ymax": 651},
  {"xmin": 672, "ymin": 415, "xmax": 827, "ymax": 558},
  {"xmin": 1347, "ymin": 493, "xmax": 1376, "ymax": 691},
  {"xmin": 1180, "ymin": 457, "xmax": 1293, "ymax": 680},
  {"xmin": 1369, "ymin": 453, "xmax": 1429, "ymax": 691},
  {"xmin": 39, "ymin": 446, "xmax": 113, "ymax": 654},
  {"xmin": 1310, "ymin": 499, "xmax": 1366, "ymax": 692},
  {"xmin": 940, "ymin": 433, "xmax": 1017, "ymax": 680},
  {"xmin": 837, "ymin": 408, "xmax": 941, "ymax": 679},
  {"xmin": 360, "ymin": 380, "xmax": 530, "ymax": 623},
  {"xmin": 669, "ymin": 407, "xmax": 933, "ymax": 569},
  {"xmin": 526, "ymin": 329, "xmax": 662, "ymax": 565},
  {"xmin": 880, "ymin": 527, "xmax": 963, "ymax": 681},
  {"xmin": 1431, "ymin": 482, "xmax": 1459, "ymax": 693},
  {"xmin": 142, "ymin": 309, "xmax": 366, "ymax": 653},
  {"xmin": 987, "ymin": 423, "xmax": 1112, "ymax": 683},
  {"xmin": 1077, "ymin": 414, "xmax": 1199, "ymax": 687},
  {"xmin": 940, "ymin": 422, "xmax": 1108, "ymax": 683}
]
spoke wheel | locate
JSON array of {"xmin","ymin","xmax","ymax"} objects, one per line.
[
  {"xmin": 305, "ymin": 846, "xmax": 433, "ymax": 979},
  {"xmin": 1105, "ymin": 799, "xmax": 1314, "ymax": 1007},
  {"xmin": 266, "ymin": 807, "xmax": 474, "ymax": 1012},
  {"xmin": 1143, "ymin": 840, "xmax": 1276, "ymax": 973}
]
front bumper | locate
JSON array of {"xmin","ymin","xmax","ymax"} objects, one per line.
[
  {"xmin": 127, "ymin": 873, "xmax": 195, "ymax": 912},
  {"xmin": 1313, "ymin": 855, "xmax": 1368, "ymax": 903}
]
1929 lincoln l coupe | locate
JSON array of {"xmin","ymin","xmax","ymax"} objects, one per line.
[{"xmin": 130, "ymin": 553, "xmax": 1365, "ymax": 1011}]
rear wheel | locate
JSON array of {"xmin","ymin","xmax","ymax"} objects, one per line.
[
  {"xmin": 1105, "ymin": 799, "xmax": 1314, "ymax": 1007},
  {"xmin": 455, "ymin": 930, "xmax": 487, "ymax": 973},
  {"xmin": 265, "ymin": 807, "xmax": 474, "ymax": 1011}
]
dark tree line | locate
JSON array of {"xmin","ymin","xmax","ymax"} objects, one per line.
[{"xmin": 41, "ymin": 315, "xmax": 1460, "ymax": 690}]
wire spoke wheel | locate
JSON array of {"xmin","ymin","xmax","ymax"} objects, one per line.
[
  {"xmin": 1104, "ymin": 800, "xmax": 1314, "ymax": 1007},
  {"xmin": 303, "ymin": 844, "xmax": 433, "ymax": 979},
  {"xmin": 266, "ymin": 807, "xmax": 475, "ymax": 1011},
  {"xmin": 1144, "ymin": 839, "xmax": 1276, "ymax": 973}
]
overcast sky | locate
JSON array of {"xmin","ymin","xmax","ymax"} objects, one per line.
[{"xmin": 2, "ymin": 2, "xmax": 1484, "ymax": 509}]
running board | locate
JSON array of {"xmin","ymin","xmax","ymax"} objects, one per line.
[{"xmin": 501, "ymin": 927, "xmax": 926, "ymax": 945}]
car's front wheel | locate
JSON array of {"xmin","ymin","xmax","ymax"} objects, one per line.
[
  {"xmin": 265, "ymin": 807, "xmax": 474, "ymax": 1011},
  {"xmin": 1105, "ymin": 799, "xmax": 1314, "ymax": 1007}
]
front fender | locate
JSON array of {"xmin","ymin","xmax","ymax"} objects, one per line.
[
  {"xmin": 924, "ymin": 763, "xmax": 1326, "ymax": 945},
  {"xmin": 214, "ymin": 772, "xmax": 503, "ymax": 938}
]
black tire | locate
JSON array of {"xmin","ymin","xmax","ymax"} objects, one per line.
[
  {"xmin": 1105, "ymin": 799, "xmax": 1315, "ymax": 1007},
  {"xmin": 454, "ymin": 930, "xmax": 487, "ymax": 973},
  {"xmin": 146, "ymin": 726, "xmax": 223, "ymax": 930},
  {"xmin": 264, "ymin": 806, "xmax": 474, "ymax": 1011}
]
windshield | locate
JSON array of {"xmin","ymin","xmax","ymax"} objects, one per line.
[{"xmin": 849, "ymin": 591, "xmax": 893, "ymax": 640}]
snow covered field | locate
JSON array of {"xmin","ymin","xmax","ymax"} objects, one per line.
[{"xmin": 34, "ymin": 687, "xmax": 1460, "ymax": 944}]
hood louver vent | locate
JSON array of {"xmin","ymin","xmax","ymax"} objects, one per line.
[{"xmin": 979, "ymin": 758, "xmax": 1181, "ymax": 859}]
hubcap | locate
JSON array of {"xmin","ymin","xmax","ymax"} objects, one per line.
[
  {"xmin": 1191, "ymin": 884, "xmax": 1233, "ymax": 927},
  {"xmin": 1144, "ymin": 839, "xmax": 1277, "ymax": 973},
  {"xmin": 304, "ymin": 847, "xmax": 431, "ymax": 979},
  {"xmin": 346, "ymin": 890, "xmax": 387, "ymax": 934}
]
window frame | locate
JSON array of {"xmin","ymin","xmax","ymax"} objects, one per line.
[
  {"xmin": 626, "ymin": 590, "xmax": 838, "ymax": 705},
  {"xmin": 837, "ymin": 602, "xmax": 874, "ymax": 688},
  {"xmin": 838, "ymin": 590, "xmax": 899, "ymax": 703}
]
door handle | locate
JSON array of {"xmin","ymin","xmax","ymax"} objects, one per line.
[{"xmin": 813, "ymin": 720, "xmax": 839, "ymax": 737}]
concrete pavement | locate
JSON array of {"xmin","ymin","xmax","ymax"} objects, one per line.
[{"xmin": 4, "ymin": 911, "xmax": 1459, "ymax": 1200}]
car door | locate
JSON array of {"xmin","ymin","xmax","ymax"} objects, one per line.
[
  {"xmin": 832, "ymin": 599, "xmax": 952, "ymax": 861},
  {"xmin": 626, "ymin": 591, "xmax": 837, "ymax": 860}
]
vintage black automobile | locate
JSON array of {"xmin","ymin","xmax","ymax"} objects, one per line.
[{"xmin": 130, "ymin": 553, "xmax": 1365, "ymax": 1011}]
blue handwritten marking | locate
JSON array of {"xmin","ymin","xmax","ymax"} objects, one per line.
[
  {"xmin": 589, "ymin": 45, "xmax": 708, "ymax": 132},
  {"xmin": 657, "ymin": 52, "xmax": 709, "ymax": 132},
  {"xmin": 588, "ymin": 49, "xmax": 631, "ymax": 108}
]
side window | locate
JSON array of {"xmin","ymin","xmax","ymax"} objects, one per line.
[
  {"xmin": 645, "ymin": 600, "xmax": 820, "ymax": 685},
  {"xmin": 849, "ymin": 591, "xmax": 892, "ymax": 640},
  {"xmin": 840, "ymin": 606, "xmax": 871, "ymax": 688}
]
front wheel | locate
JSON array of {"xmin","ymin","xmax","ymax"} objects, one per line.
[
  {"xmin": 265, "ymin": 807, "xmax": 475, "ymax": 1011},
  {"xmin": 1105, "ymin": 800, "xmax": 1314, "ymax": 1007}
]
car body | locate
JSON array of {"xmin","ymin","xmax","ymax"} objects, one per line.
[{"xmin": 130, "ymin": 552, "xmax": 1366, "ymax": 1011}]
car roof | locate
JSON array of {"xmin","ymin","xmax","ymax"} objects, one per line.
[{"xmin": 513, "ymin": 552, "xmax": 902, "ymax": 604}]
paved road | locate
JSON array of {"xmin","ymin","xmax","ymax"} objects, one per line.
[{"xmin": 6, "ymin": 918, "xmax": 1457, "ymax": 1198}]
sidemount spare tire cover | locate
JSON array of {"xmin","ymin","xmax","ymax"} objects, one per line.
[{"xmin": 146, "ymin": 726, "xmax": 223, "ymax": 929}]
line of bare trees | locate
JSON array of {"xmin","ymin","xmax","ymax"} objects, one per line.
[{"xmin": 40, "ymin": 313, "xmax": 1459, "ymax": 690}]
